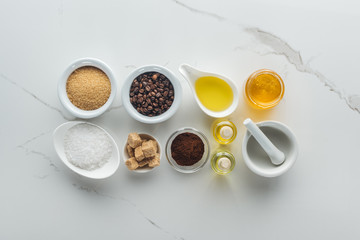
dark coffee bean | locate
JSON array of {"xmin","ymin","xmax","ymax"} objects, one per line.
[{"xmin": 130, "ymin": 71, "xmax": 175, "ymax": 117}]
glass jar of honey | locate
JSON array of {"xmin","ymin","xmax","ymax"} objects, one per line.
[{"xmin": 244, "ymin": 69, "xmax": 284, "ymax": 109}]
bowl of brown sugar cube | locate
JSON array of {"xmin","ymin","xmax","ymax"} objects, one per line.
[{"xmin": 123, "ymin": 132, "xmax": 161, "ymax": 173}]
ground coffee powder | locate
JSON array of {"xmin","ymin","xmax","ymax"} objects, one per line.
[{"xmin": 171, "ymin": 132, "xmax": 204, "ymax": 166}]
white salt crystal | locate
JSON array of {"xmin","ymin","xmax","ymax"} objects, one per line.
[{"xmin": 64, "ymin": 123, "xmax": 113, "ymax": 171}]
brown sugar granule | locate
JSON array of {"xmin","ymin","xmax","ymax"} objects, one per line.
[
  {"xmin": 171, "ymin": 133, "xmax": 204, "ymax": 166},
  {"xmin": 66, "ymin": 66, "xmax": 111, "ymax": 110}
]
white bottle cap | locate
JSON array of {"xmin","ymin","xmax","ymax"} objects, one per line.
[
  {"xmin": 219, "ymin": 126, "xmax": 233, "ymax": 139},
  {"xmin": 217, "ymin": 157, "xmax": 231, "ymax": 171}
]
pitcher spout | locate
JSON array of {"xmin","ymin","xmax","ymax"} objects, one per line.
[{"xmin": 178, "ymin": 64, "xmax": 202, "ymax": 85}]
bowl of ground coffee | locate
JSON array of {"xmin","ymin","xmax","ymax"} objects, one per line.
[
  {"xmin": 165, "ymin": 127, "xmax": 210, "ymax": 173},
  {"xmin": 58, "ymin": 58, "xmax": 117, "ymax": 119},
  {"xmin": 121, "ymin": 65, "xmax": 183, "ymax": 124}
]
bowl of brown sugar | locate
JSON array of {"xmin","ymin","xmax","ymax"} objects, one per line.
[
  {"xmin": 165, "ymin": 127, "xmax": 210, "ymax": 173},
  {"xmin": 58, "ymin": 58, "xmax": 117, "ymax": 119}
]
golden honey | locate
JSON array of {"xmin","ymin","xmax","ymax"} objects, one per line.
[{"xmin": 245, "ymin": 69, "xmax": 284, "ymax": 109}]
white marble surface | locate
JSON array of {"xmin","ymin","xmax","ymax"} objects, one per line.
[{"xmin": 1, "ymin": 0, "xmax": 360, "ymax": 239}]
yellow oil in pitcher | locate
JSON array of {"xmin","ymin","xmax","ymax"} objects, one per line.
[{"xmin": 195, "ymin": 76, "xmax": 233, "ymax": 112}]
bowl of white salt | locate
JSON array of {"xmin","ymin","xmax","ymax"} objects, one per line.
[{"xmin": 53, "ymin": 121, "xmax": 120, "ymax": 179}]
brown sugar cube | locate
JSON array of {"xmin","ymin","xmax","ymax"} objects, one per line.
[
  {"xmin": 126, "ymin": 144, "xmax": 134, "ymax": 157},
  {"xmin": 125, "ymin": 157, "xmax": 139, "ymax": 170},
  {"xmin": 141, "ymin": 140, "xmax": 156, "ymax": 158},
  {"xmin": 149, "ymin": 140, "xmax": 158, "ymax": 152},
  {"xmin": 134, "ymin": 146, "xmax": 145, "ymax": 162},
  {"xmin": 148, "ymin": 153, "xmax": 160, "ymax": 168},
  {"xmin": 138, "ymin": 159, "xmax": 150, "ymax": 167},
  {"xmin": 127, "ymin": 133, "xmax": 142, "ymax": 148}
]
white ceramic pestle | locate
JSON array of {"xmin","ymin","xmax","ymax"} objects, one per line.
[{"xmin": 243, "ymin": 118, "xmax": 285, "ymax": 165}]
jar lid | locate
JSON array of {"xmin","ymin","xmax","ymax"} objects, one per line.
[
  {"xmin": 217, "ymin": 157, "xmax": 231, "ymax": 171},
  {"xmin": 220, "ymin": 126, "xmax": 233, "ymax": 139}
]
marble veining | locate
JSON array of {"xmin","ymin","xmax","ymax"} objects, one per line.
[
  {"xmin": 15, "ymin": 126, "xmax": 183, "ymax": 238},
  {"xmin": 16, "ymin": 131, "xmax": 60, "ymax": 173},
  {"xmin": 172, "ymin": 0, "xmax": 226, "ymax": 22},
  {"xmin": 17, "ymin": 132, "xmax": 49, "ymax": 148},
  {"xmin": 1, "ymin": 0, "xmax": 360, "ymax": 239},
  {"xmin": 172, "ymin": 0, "xmax": 360, "ymax": 114},
  {"xmin": 72, "ymin": 183, "xmax": 185, "ymax": 240},
  {"xmin": 1, "ymin": 73, "xmax": 74, "ymax": 120},
  {"xmin": 245, "ymin": 27, "xmax": 360, "ymax": 114}
]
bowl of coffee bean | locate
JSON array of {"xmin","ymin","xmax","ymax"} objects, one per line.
[{"xmin": 121, "ymin": 65, "xmax": 183, "ymax": 124}]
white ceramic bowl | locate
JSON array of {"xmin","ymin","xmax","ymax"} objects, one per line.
[
  {"xmin": 242, "ymin": 120, "xmax": 298, "ymax": 177},
  {"xmin": 122, "ymin": 133, "xmax": 161, "ymax": 173},
  {"xmin": 53, "ymin": 121, "xmax": 120, "ymax": 179},
  {"xmin": 121, "ymin": 65, "xmax": 182, "ymax": 124},
  {"xmin": 58, "ymin": 58, "xmax": 117, "ymax": 119}
]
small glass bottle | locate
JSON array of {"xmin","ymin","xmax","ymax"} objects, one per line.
[
  {"xmin": 211, "ymin": 151, "xmax": 235, "ymax": 175},
  {"xmin": 213, "ymin": 120, "xmax": 237, "ymax": 144}
]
